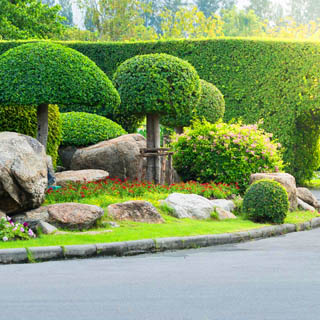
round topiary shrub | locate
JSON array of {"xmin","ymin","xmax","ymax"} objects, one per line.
[
  {"xmin": 61, "ymin": 112, "xmax": 127, "ymax": 147},
  {"xmin": 161, "ymin": 79, "xmax": 225, "ymax": 128},
  {"xmin": 0, "ymin": 105, "xmax": 61, "ymax": 167},
  {"xmin": 242, "ymin": 179, "xmax": 289, "ymax": 224},
  {"xmin": 172, "ymin": 120, "xmax": 284, "ymax": 190}
]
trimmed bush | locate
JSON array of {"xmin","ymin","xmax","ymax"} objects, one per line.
[
  {"xmin": 0, "ymin": 105, "xmax": 61, "ymax": 167},
  {"xmin": 61, "ymin": 112, "xmax": 127, "ymax": 147},
  {"xmin": 242, "ymin": 179, "xmax": 289, "ymax": 224},
  {"xmin": 112, "ymin": 53, "xmax": 201, "ymax": 122},
  {"xmin": 161, "ymin": 79, "xmax": 225, "ymax": 128},
  {"xmin": 172, "ymin": 120, "xmax": 284, "ymax": 190}
]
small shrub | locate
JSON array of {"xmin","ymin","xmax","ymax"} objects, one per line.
[
  {"xmin": 0, "ymin": 216, "xmax": 36, "ymax": 242},
  {"xmin": 0, "ymin": 104, "xmax": 61, "ymax": 167},
  {"xmin": 172, "ymin": 120, "xmax": 284, "ymax": 190},
  {"xmin": 61, "ymin": 112, "xmax": 127, "ymax": 147},
  {"xmin": 242, "ymin": 179, "xmax": 289, "ymax": 224}
]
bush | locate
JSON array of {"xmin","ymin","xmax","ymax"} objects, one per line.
[
  {"xmin": 0, "ymin": 104, "xmax": 61, "ymax": 167},
  {"xmin": 242, "ymin": 179, "xmax": 289, "ymax": 224},
  {"xmin": 0, "ymin": 216, "xmax": 36, "ymax": 242},
  {"xmin": 112, "ymin": 53, "xmax": 201, "ymax": 123},
  {"xmin": 61, "ymin": 112, "xmax": 127, "ymax": 147},
  {"xmin": 161, "ymin": 79, "xmax": 225, "ymax": 128},
  {"xmin": 172, "ymin": 120, "xmax": 284, "ymax": 190}
]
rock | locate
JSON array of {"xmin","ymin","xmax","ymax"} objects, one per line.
[
  {"xmin": 104, "ymin": 221, "xmax": 120, "ymax": 228},
  {"xmin": 297, "ymin": 187, "xmax": 320, "ymax": 209},
  {"xmin": 55, "ymin": 169, "xmax": 109, "ymax": 187},
  {"xmin": 0, "ymin": 132, "xmax": 48, "ymax": 215},
  {"xmin": 37, "ymin": 221, "xmax": 58, "ymax": 234},
  {"xmin": 59, "ymin": 134, "xmax": 146, "ymax": 181},
  {"xmin": 107, "ymin": 201, "xmax": 164, "ymax": 223},
  {"xmin": 214, "ymin": 207, "xmax": 237, "ymax": 220},
  {"xmin": 0, "ymin": 210, "xmax": 6, "ymax": 219},
  {"xmin": 164, "ymin": 193, "xmax": 214, "ymax": 219},
  {"xmin": 13, "ymin": 203, "xmax": 104, "ymax": 230},
  {"xmin": 297, "ymin": 198, "xmax": 316, "ymax": 212},
  {"xmin": 210, "ymin": 199, "xmax": 235, "ymax": 212},
  {"xmin": 47, "ymin": 155, "xmax": 56, "ymax": 186},
  {"xmin": 250, "ymin": 172, "xmax": 298, "ymax": 210}
]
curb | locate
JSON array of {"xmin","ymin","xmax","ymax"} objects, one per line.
[{"xmin": 1, "ymin": 217, "xmax": 320, "ymax": 264}]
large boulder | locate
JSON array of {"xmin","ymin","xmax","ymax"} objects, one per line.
[
  {"xmin": 297, "ymin": 198, "xmax": 316, "ymax": 212},
  {"xmin": 107, "ymin": 201, "xmax": 164, "ymax": 223},
  {"xmin": 250, "ymin": 173, "xmax": 298, "ymax": 210},
  {"xmin": 0, "ymin": 132, "xmax": 48, "ymax": 215},
  {"xmin": 297, "ymin": 187, "xmax": 320, "ymax": 209},
  {"xmin": 55, "ymin": 169, "xmax": 109, "ymax": 187},
  {"xmin": 13, "ymin": 203, "xmax": 104, "ymax": 230}
]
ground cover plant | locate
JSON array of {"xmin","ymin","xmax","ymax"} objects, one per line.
[{"xmin": 0, "ymin": 216, "xmax": 35, "ymax": 242}]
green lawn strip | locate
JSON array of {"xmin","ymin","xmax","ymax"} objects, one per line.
[
  {"xmin": 0, "ymin": 210, "xmax": 318, "ymax": 249},
  {"xmin": 303, "ymin": 179, "xmax": 320, "ymax": 189}
]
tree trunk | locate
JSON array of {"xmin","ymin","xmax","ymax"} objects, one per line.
[
  {"xmin": 37, "ymin": 103, "xmax": 49, "ymax": 149},
  {"xmin": 146, "ymin": 113, "xmax": 161, "ymax": 183}
]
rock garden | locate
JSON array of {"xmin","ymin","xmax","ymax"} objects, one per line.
[{"xmin": 0, "ymin": 40, "xmax": 320, "ymax": 253}]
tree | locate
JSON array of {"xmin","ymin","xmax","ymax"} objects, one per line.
[
  {"xmin": 194, "ymin": 0, "xmax": 235, "ymax": 17},
  {"xmin": 0, "ymin": 42, "xmax": 120, "ymax": 148},
  {"xmin": 58, "ymin": 0, "xmax": 74, "ymax": 26},
  {"xmin": 0, "ymin": 0, "xmax": 65, "ymax": 39},
  {"xmin": 246, "ymin": 0, "xmax": 272, "ymax": 20}
]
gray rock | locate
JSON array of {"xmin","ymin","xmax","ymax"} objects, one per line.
[
  {"xmin": 55, "ymin": 169, "xmax": 109, "ymax": 187},
  {"xmin": 47, "ymin": 155, "xmax": 56, "ymax": 186},
  {"xmin": 297, "ymin": 187, "xmax": 320, "ymax": 209},
  {"xmin": 250, "ymin": 172, "xmax": 298, "ymax": 210},
  {"xmin": 210, "ymin": 199, "xmax": 235, "ymax": 212},
  {"xmin": 0, "ymin": 210, "xmax": 6, "ymax": 219},
  {"xmin": 37, "ymin": 221, "xmax": 58, "ymax": 234},
  {"xmin": 164, "ymin": 193, "xmax": 214, "ymax": 219},
  {"xmin": 108, "ymin": 201, "xmax": 164, "ymax": 223},
  {"xmin": 214, "ymin": 207, "xmax": 237, "ymax": 220},
  {"xmin": 104, "ymin": 221, "xmax": 120, "ymax": 228},
  {"xmin": 0, "ymin": 132, "xmax": 48, "ymax": 215},
  {"xmin": 297, "ymin": 198, "xmax": 316, "ymax": 212}
]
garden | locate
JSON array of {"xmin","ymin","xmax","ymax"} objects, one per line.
[{"xmin": 0, "ymin": 39, "xmax": 320, "ymax": 251}]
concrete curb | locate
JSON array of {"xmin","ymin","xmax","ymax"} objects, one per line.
[{"xmin": 1, "ymin": 217, "xmax": 320, "ymax": 264}]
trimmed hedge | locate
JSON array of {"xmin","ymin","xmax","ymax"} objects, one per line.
[
  {"xmin": 0, "ymin": 104, "xmax": 61, "ymax": 167},
  {"xmin": 243, "ymin": 179, "xmax": 289, "ymax": 224},
  {"xmin": 61, "ymin": 112, "xmax": 127, "ymax": 147},
  {"xmin": 1, "ymin": 39, "xmax": 320, "ymax": 182}
]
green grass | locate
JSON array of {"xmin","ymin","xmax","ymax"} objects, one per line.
[{"xmin": 302, "ymin": 172, "xmax": 320, "ymax": 188}]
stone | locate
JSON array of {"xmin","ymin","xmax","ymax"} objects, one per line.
[
  {"xmin": 37, "ymin": 221, "xmax": 58, "ymax": 234},
  {"xmin": 250, "ymin": 172, "xmax": 298, "ymax": 210},
  {"xmin": 214, "ymin": 207, "xmax": 237, "ymax": 220},
  {"xmin": 0, "ymin": 132, "xmax": 48, "ymax": 215},
  {"xmin": 46, "ymin": 155, "xmax": 56, "ymax": 186},
  {"xmin": 0, "ymin": 210, "xmax": 6, "ymax": 219},
  {"xmin": 13, "ymin": 203, "xmax": 104, "ymax": 230},
  {"xmin": 297, "ymin": 198, "xmax": 316, "ymax": 212},
  {"xmin": 164, "ymin": 193, "xmax": 214, "ymax": 219},
  {"xmin": 108, "ymin": 201, "xmax": 164, "ymax": 223},
  {"xmin": 55, "ymin": 169, "xmax": 109, "ymax": 187},
  {"xmin": 59, "ymin": 134, "xmax": 146, "ymax": 181},
  {"xmin": 103, "ymin": 221, "xmax": 120, "ymax": 228},
  {"xmin": 210, "ymin": 199, "xmax": 235, "ymax": 212},
  {"xmin": 297, "ymin": 187, "xmax": 320, "ymax": 209}
]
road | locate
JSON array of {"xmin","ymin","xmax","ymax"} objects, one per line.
[{"xmin": 1, "ymin": 228, "xmax": 320, "ymax": 320}]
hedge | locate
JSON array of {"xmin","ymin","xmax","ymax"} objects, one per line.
[{"xmin": 2, "ymin": 39, "xmax": 320, "ymax": 183}]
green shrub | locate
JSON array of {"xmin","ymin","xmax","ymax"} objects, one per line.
[
  {"xmin": 242, "ymin": 179, "xmax": 289, "ymax": 224},
  {"xmin": 161, "ymin": 79, "xmax": 225, "ymax": 128},
  {"xmin": 61, "ymin": 112, "xmax": 127, "ymax": 147},
  {"xmin": 172, "ymin": 120, "xmax": 284, "ymax": 190},
  {"xmin": 0, "ymin": 104, "xmax": 61, "ymax": 167},
  {"xmin": 112, "ymin": 53, "xmax": 201, "ymax": 123}
]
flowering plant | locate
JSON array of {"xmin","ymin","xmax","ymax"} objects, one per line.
[{"xmin": 0, "ymin": 216, "xmax": 36, "ymax": 242}]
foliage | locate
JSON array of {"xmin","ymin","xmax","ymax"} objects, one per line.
[
  {"xmin": 0, "ymin": 0, "xmax": 65, "ymax": 40},
  {"xmin": 161, "ymin": 79, "xmax": 225, "ymax": 128},
  {"xmin": 113, "ymin": 53, "xmax": 201, "ymax": 124},
  {"xmin": 171, "ymin": 120, "xmax": 284, "ymax": 190},
  {"xmin": 0, "ymin": 104, "xmax": 62, "ymax": 167},
  {"xmin": 61, "ymin": 112, "xmax": 127, "ymax": 147},
  {"xmin": 242, "ymin": 179, "xmax": 289, "ymax": 224},
  {"xmin": 0, "ymin": 216, "xmax": 36, "ymax": 242},
  {"xmin": 0, "ymin": 42, "xmax": 120, "ymax": 112}
]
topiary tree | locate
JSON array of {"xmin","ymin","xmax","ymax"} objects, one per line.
[
  {"xmin": 0, "ymin": 104, "xmax": 61, "ymax": 167},
  {"xmin": 113, "ymin": 53, "xmax": 201, "ymax": 182},
  {"xmin": 61, "ymin": 112, "xmax": 127, "ymax": 147},
  {"xmin": 161, "ymin": 79, "xmax": 225, "ymax": 132},
  {"xmin": 0, "ymin": 42, "xmax": 120, "ymax": 149},
  {"xmin": 242, "ymin": 179, "xmax": 289, "ymax": 224}
]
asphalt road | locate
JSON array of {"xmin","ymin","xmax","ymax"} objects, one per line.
[{"xmin": 1, "ymin": 229, "xmax": 320, "ymax": 320}]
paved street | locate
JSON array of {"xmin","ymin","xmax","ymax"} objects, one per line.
[{"xmin": 1, "ymin": 229, "xmax": 320, "ymax": 320}]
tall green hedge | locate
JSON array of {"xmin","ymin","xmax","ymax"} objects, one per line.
[{"xmin": 2, "ymin": 39, "xmax": 320, "ymax": 183}]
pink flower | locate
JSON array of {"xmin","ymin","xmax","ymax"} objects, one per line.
[
  {"xmin": 20, "ymin": 227, "xmax": 24, "ymax": 233},
  {"xmin": 2, "ymin": 236, "xmax": 8, "ymax": 242}
]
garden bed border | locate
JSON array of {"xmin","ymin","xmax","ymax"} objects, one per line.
[{"xmin": 1, "ymin": 217, "xmax": 320, "ymax": 264}]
